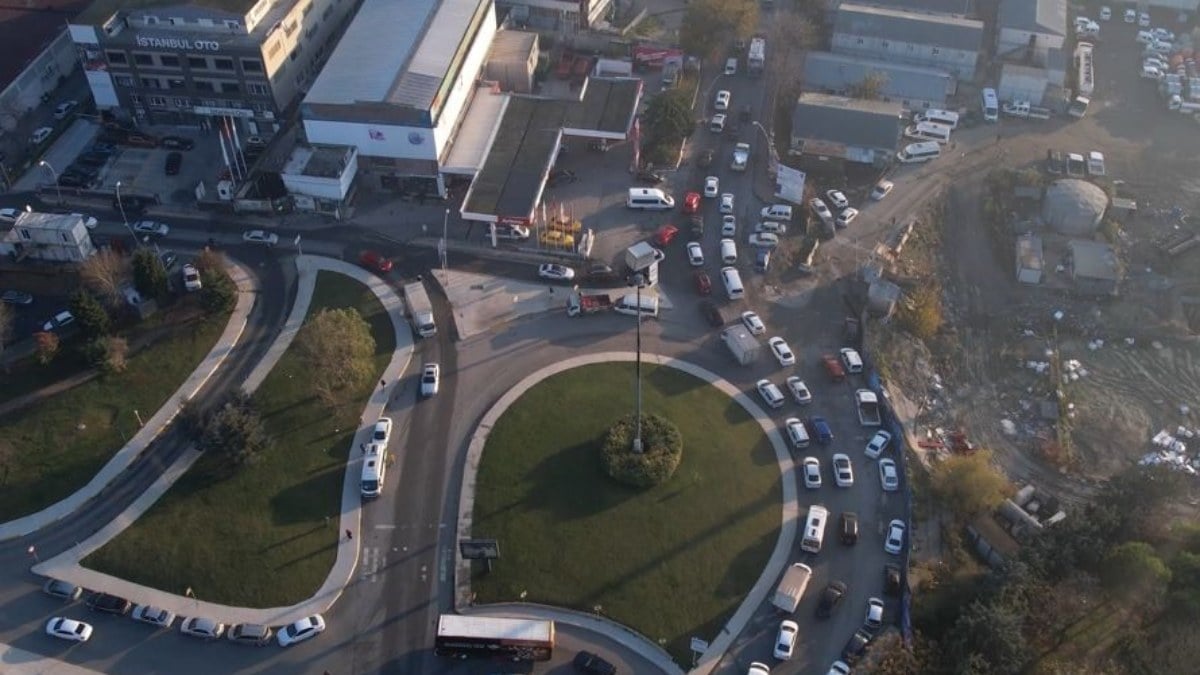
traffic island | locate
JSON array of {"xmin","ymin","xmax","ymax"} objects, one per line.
[
  {"xmin": 469, "ymin": 362, "xmax": 781, "ymax": 664},
  {"xmin": 601, "ymin": 413, "xmax": 683, "ymax": 488}
]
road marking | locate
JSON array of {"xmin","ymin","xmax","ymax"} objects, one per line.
[
  {"xmin": 361, "ymin": 546, "xmax": 385, "ymax": 583},
  {"xmin": 374, "ymin": 524, "xmax": 396, "ymax": 530}
]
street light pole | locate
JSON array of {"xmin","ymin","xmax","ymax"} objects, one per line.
[
  {"xmin": 114, "ymin": 181, "xmax": 138, "ymax": 244},
  {"xmin": 441, "ymin": 208, "xmax": 449, "ymax": 271},
  {"xmin": 632, "ymin": 272, "xmax": 645, "ymax": 454},
  {"xmin": 38, "ymin": 161, "xmax": 62, "ymax": 206}
]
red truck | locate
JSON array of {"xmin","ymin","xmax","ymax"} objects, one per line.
[{"xmin": 567, "ymin": 292, "xmax": 612, "ymax": 317}]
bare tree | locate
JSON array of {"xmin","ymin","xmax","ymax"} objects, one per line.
[
  {"xmin": 849, "ymin": 71, "xmax": 890, "ymax": 100},
  {"xmin": 80, "ymin": 248, "xmax": 131, "ymax": 308},
  {"xmin": 769, "ymin": 12, "xmax": 819, "ymax": 75}
]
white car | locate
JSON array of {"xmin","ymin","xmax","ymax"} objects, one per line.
[
  {"xmin": 710, "ymin": 113, "xmax": 727, "ymax": 132},
  {"xmin": 741, "ymin": 311, "xmax": 765, "ymax": 335},
  {"xmin": 277, "ymin": 614, "xmax": 325, "ymax": 646},
  {"xmin": 836, "ymin": 208, "xmax": 859, "ymax": 228},
  {"xmin": 870, "ymin": 180, "xmax": 894, "ymax": 201},
  {"xmin": 1152, "ymin": 28, "xmax": 1175, "ymax": 42},
  {"xmin": 242, "ymin": 229, "xmax": 279, "ymax": 246},
  {"xmin": 865, "ymin": 597, "xmax": 885, "ymax": 632},
  {"xmin": 774, "ymin": 620, "xmax": 799, "ymax": 660},
  {"xmin": 70, "ymin": 213, "xmax": 98, "ymax": 229},
  {"xmin": 809, "ymin": 197, "xmax": 832, "ymax": 222},
  {"xmin": 785, "ymin": 376, "xmax": 812, "ymax": 404},
  {"xmin": 756, "ymin": 379, "xmax": 785, "ymax": 408},
  {"xmin": 748, "ymin": 662, "xmax": 771, "ymax": 675},
  {"xmin": 0, "ymin": 207, "xmax": 20, "ymax": 222},
  {"xmin": 371, "ymin": 417, "xmax": 393, "ymax": 445},
  {"xmin": 182, "ymin": 264, "xmax": 202, "ymax": 292},
  {"xmin": 1099, "ymin": 6, "xmax": 1111, "ymax": 20},
  {"xmin": 53, "ymin": 100, "xmax": 78, "ymax": 120},
  {"xmin": 719, "ymin": 193, "xmax": 734, "ymax": 214},
  {"xmin": 825, "ymin": 189, "xmax": 849, "ymax": 210},
  {"xmin": 827, "ymin": 661, "xmax": 851, "ymax": 675},
  {"xmin": 879, "ymin": 458, "xmax": 900, "ymax": 491},
  {"xmin": 754, "ymin": 221, "xmax": 786, "ymax": 235},
  {"xmin": 132, "ymin": 220, "xmax": 169, "ymax": 236},
  {"xmin": 45, "ymin": 617, "xmax": 92, "ymax": 643},
  {"xmin": 686, "ymin": 241, "xmax": 704, "ymax": 266},
  {"xmin": 1124, "ymin": 8, "xmax": 1136, "ymax": 22},
  {"xmin": 30, "ymin": 126, "xmax": 53, "ymax": 145},
  {"xmin": 832, "ymin": 453, "xmax": 854, "ymax": 487},
  {"xmin": 884, "ymin": 519, "xmax": 906, "ymax": 554},
  {"xmin": 865, "ymin": 430, "xmax": 892, "ymax": 459},
  {"xmin": 715, "ymin": 89, "xmax": 731, "ymax": 111},
  {"xmin": 803, "ymin": 457, "xmax": 822, "ymax": 488},
  {"xmin": 747, "ymin": 232, "xmax": 779, "ymax": 248},
  {"xmin": 132, "ymin": 605, "xmax": 176, "ymax": 628},
  {"xmin": 538, "ymin": 263, "xmax": 575, "ymax": 281},
  {"xmin": 420, "ymin": 363, "xmax": 440, "ymax": 397},
  {"xmin": 722, "ymin": 215, "xmax": 737, "ymax": 236},
  {"xmin": 768, "ymin": 337, "xmax": 796, "ymax": 366},
  {"xmin": 43, "ymin": 310, "xmax": 75, "ymax": 332},
  {"xmin": 704, "ymin": 176, "xmax": 720, "ymax": 198},
  {"xmin": 1139, "ymin": 11, "xmax": 1150, "ymax": 27},
  {"xmin": 784, "ymin": 418, "xmax": 808, "ymax": 449},
  {"xmin": 180, "ymin": 617, "xmax": 225, "ymax": 640}
]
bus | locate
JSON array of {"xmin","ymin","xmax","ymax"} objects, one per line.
[
  {"xmin": 435, "ymin": 615, "xmax": 555, "ymax": 661},
  {"xmin": 897, "ymin": 141, "xmax": 942, "ymax": 163},
  {"xmin": 912, "ymin": 108, "xmax": 960, "ymax": 129},
  {"xmin": 800, "ymin": 504, "xmax": 829, "ymax": 553}
]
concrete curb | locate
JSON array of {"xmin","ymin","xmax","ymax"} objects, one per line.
[
  {"xmin": 454, "ymin": 352, "xmax": 798, "ymax": 675},
  {"xmin": 0, "ymin": 259, "xmax": 257, "ymax": 542},
  {"xmin": 31, "ymin": 255, "xmax": 415, "ymax": 627}
]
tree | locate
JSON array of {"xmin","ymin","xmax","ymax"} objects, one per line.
[
  {"xmin": 1167, "ymin": 551, "xmax": 1200, "ymax": 619},
  {"xmin": 80, "ymin": 248, "xmax": 130, "ymax": 308},
  {"xmin": 92, "ymin": 336, "xmax": 129, "ymax": 374},
  {"xmin": 861, "ymin": 632, "xmax": 929, "ymax": 675},
  {"xmin": 131, "ymin": 247, "xmax": 168, "ymax": 299},
  {"xmin": 929, "ymin": 450, "xmax": 1011, "ymax": 520},
  {"xmin": 296, "ymin": 308, "xmax": 376, "ymax": 406},
  {"xmin": 941, "ymin": 600, "xmax": 1028, "ymax": 675},
  {"xmin": 680, "ymin": 0, "xmax": 758, "ymax": 60},
  {"xmin": 34, "ymin": 331, "xmax": 59, "ymax": 365},
  {"xmin": 197, "ymin": 391, "xmax": 270, "ymax": 469},
  {"xmin": 642, "ymin": 91, "xmax": 693, "ymax": 145},
  {"xmin": 1101, "ymin": 541, "xmax": 1171, "ymax": 604},
  {"xmin": 194, "ymin": 248, "xmax": 224, "ymax": 273},
  {"xmin": 0, "ymin": 301, "xmax": 13, "ymax": 370},
  {"xmin": 199, "ymin": 267, "xmax": 236, "ymax": 314},
  {"xmin": 69, "ymin": 289, "xmax": 111, "ymax": 339},
  {"xmin": 849, "ymin": 71, "xmax": 890, "ymax": 100}
]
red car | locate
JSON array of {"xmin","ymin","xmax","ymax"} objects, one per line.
[
  {"xmin": 359, "ymin": 250, "xmax": 393, "ymax": 273},
  {"xmin": 682, "ymin": 191, "xmax": 701, "ymax": 215},
  {"xmin": 694, "ymin": 270, "xmax": 712, "ymax": 295},
  {"xmin": 821, "ymin": 353, "xmax": 846, "ymax": 382},
  {"xmin": 654, "ymin": 224, "xmax": 679, "ymax": 246}
]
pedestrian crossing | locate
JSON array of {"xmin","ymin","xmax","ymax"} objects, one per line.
[{"xmin": 360, "ymin": 546, "xmax": 385, "ymax": 583}]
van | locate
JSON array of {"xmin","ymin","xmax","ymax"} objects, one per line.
[
  {"xmin": 721, "ymin": 266, "xmax": 744, "ymax": 300},
  {"xmin": 760, "ymin": 204, "xmax": 793, "ymax": 221},
  {"xmin": 897, "ymin": 141, "xmax": 941, "ymax": 163},
  {"xmin": 840, "ymin": 347, "xmax": 864, "ymax": 374},
  {"xmin": 913, "ymin": 109, "xmax": 959, "ymax": 129},
  {"xmin": 627, "ymin": 187, "xmax": 675, "ymax": 210},
  {"xmin": 719, "ymin": 238, "xmax": 738, "ymax": 264},
  {"xmin": 904, "ymin": 121, "xmax": 952, "ymax": 144},
  {"xmin": 981, "ymin": 87, "xmax": 999, "ymax": 122},
  {"xmin": 754, "ymin": 248, "xmax": 771, "ymax": 273},
  {"xmin": 360, "ymin": 443, "xmax": 386, "ymax": 499},
  {"xmin": 613, "ymin": 293, "xmax": 659, "ymax": 317},
  {"xmin": 724, "ymin": 58, "xmax": 738, "ymax": 75}
]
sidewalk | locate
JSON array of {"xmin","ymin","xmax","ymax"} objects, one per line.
[
  {"xmin": 0, "ymin": 259, "xmax": 257, "ymax": 542},
  {"xmin": 32, "ymin": 255, "xmax": 415, "ymax": 628},
  {"xmin": 454, "ymin": 351, "xmax": 799, "ymax": 675}
]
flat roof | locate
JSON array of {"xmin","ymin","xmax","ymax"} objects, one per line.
[
  {"xmin": 282, "ymin": 145, "xmax": 354, "ymax": 178},
  {"xmin": 463, "ymin": 96, "xmax": 564, "ymax": 219},
  {"xmin": 442, "ymin": 86, "xmax": 509, "ymax": 174},
  {"xmin": 564, "ymin": 78, "xmax": 642, "ymax": 136},
  {"xmin": 78, "ymin": 0, "xmax": 258, "ymax": 24},
  {"xmin": 1, "ymin": 1, "xmax": 91, "ymax": 90}
]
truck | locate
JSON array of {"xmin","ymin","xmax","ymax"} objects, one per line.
[
  {"xmin": 731, "ymin": 142, "xmax": 750, "ymax": 171},
  {"xmin": 721, "ymin": 327, "xmax": 761, "ymax": 365},
  {"xmin": 566, "ymin": 292, "xmax": 612, "ymax": 317},
  {"xmin": 855, "ymin": 389, "xmax": 882, "ymax": 427},
  {"xmin": 747, "ymin": 38, "xmax": 765, "ymax": 76},
  {"xmin": 625, "ymin": 241, "xmax": 661, "ymax": 272},
  {"xmin": 403, "ymin": 280, "xmax": 437, "ymax": 338},
  {"xmin": 772, "ymin": 563, "xmax": 813, "ymax": 613},
  {"xmin": 1067, "ymin": 95, "xmax": 1090, "ymax": 118},
  {"xmin": 1001, "ymin": 101, "xmax": 1052, "ymax": 120}
]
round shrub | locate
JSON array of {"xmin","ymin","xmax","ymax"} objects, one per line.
[{"xmin": 600, "ymin": 413, "xmax": 683, "ymax": 488}]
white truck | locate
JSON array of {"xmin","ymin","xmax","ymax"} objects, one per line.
[
  {"xmin": 1002, "ymin": 101, "xmax": 1052, "ymax": 120},
  {"xmin": 625, "ymin": 241, "xmax": 661, "ymax": 272},
  {"xmin": 403, "ymin": 280, "xmax": 437, "ymax": 338},
  {"xmin": 855, "ymin": 389, "xmax": 882, "ymax": 427},
  {"xmin": 721, "ymin": 327, "xmax": 761, "ymax": 365},
  {"xmin": 772, "ymin": 563, "xmax": 813, "ymax": 613},
  {"xmin": 731, "ymin": 142, "xmax": 750, "ymax": 171},
  {"xmin": 747, "ymin": 38, "xmax": 765, "ymax": 76}
]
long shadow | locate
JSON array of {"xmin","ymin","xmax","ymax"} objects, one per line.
[
  {"xmin": 269, "ymin": 464, "xmax": 343, "ymax": 527},
  {"xmin": 272, "ymin": 539, "xmax": 337, "ymax": 571}
]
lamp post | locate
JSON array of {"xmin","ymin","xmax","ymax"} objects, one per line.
[
  {"xmin": 114, "ymin": 181, "xmax": 138, "ymax": 244},
  {"xmin": 441, "ymin": 208, "xmax": 449, "ymax": 272},
  {"xmin": 38, "ymin": 161, "xmax": 62, "ymax": 206},
  {"xmin": 632, "ymin": 272, "xmax": 645, "ymax": 454}
]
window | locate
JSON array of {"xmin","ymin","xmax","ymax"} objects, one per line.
[
  {"xmin": 247, "ymin": 82, "xmax": 269, "ymax": 95},
  {"xmin": 173, "ymin": 97, "xmax": 189, "ymax": 107},
  {"xmin": 159, "ymin": 54, "xmax": 180, "ymax": 67},
  {"xmin": 140, "ymin": 77, "xmax": 161, "ymax": 89},
  {"xmin": 133, "ymin": 53, "xmax": 153, "ymax": 66},
  {"xmin": 224, "ymin": 20, "xmax": 241, "ymax": 29},
  {"xmin": 130, "ymin": 94, "xmax": 142, "ymax": 104},
  {"xmin": 115, "ymin": 75, "xmax": 134, "ymax": 87},
  {"xmin": 214, "ymin": 57, "xmax": 235, "ymax": 70},
  {"xmin": 169, "ymin": 17, "xmax": 184, "ymax": 25},
  {"xmin": 856, "ymin": 38, "xmax": 864, "ymax": 45},
  {"xmin": 188, "ymin": 56, "xmax": 207, "ymax": 69},
  {"xmin": 61, "ymin": 232, "xmax": 71, "ymax": 244},
  {"xmin": 283, "ymin": 19, "xmax": 298, "ymax": 37},
  {"xmin": 241, "ymin": 58, "xmax": 263, "ymax": 72},
  {"xmin": 145, "ymin": 16, "xmax": 159, "ymax": 25},
  {"xmin": 290, "ymin": 49, "xmax": 299, "ymax": 62},
  {"xmin": 881, "ymin": 41, "xmax": 889, "ymax": 48},
  {"xmin": 106, "ymin": 50, "xmax": 127, "ymax": 64},
  {"xmin": 19, "ymin": 229, "xmax": 31, "ymax": 241},
  {"xmin": 148, "ymin": 96, "xmax": 167, "ymax": 107},
  {"xmin": 267, "ymin": 41, "xmax": 282, "ymax": 58},
  {"xmin": 194, "ymin": 80, "xmax": 214, "ymax": 92},
  {"xmin": 220, "ymin": 82, "xmax": 240, "ymax": 94},
  {"xmin": 168, "ymin": 78, "xmax": 185, "ymax": 90}
]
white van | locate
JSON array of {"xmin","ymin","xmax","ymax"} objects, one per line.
[
  {"xmin": 719, "ymin": 238, "xmax": 738, "ymax": 264},
  {"xmin": 913, "ymin": 109, "xmax": 960, "ymax": 129},
  {"xmin": 721, "ymin": 266, "xmax": 744, "ymax": 300},
  {"xmin": 613, "ymin": 293, "xmax": 659, "ymax": 317},
  {"xmin": 627, "ymin": 188, "xmax": 675, "ymax": 210},
  {"xmin": 897, "ymin": 141, "xmax": 942, "ymax": 163},
  {"xmin": 982, "ymin": 87, "xmax": 999, "ymax": 122},
  {"xmin": 360, "ymin": 443, "xmax": 386, "ymax": 499},
  {"xmin": 904, "ymin": 121, "xmax": 952, "ymax": 144},
  {"xmin": 760, "ymin": 204, "xmax": 793, "ymax": 221},
  {"xmin": 724, "ymin": 58, "xmax": 738, "ymax": 75}
]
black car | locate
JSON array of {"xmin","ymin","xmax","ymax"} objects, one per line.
[
  {"xmin": 884, "ymin": 563, "xmax": 902, "ymax": 596},
  {"xmin": 86, "ymin": 593, "xmax": 131, "ymax": 615},
  {"xmin": 842, "ymin": 629, "xmax": 871, "ymax": 663},
  {"xmin": 164, "ymin": 151, "xmax": 183, "ymax": 176},
  {"xmin": 160, "ymin": 135, "xmax": 195, "ymax": 151},
  {"xmin": 816, "ymin": 580, "xmax": 847, "ymax": 618},
  {"xmin": 584, "ymin": 263, "xmax": 619, "ymax": 286},
  {"xmin": 840, "ymin": 511, "xmax": 859, "ymax": 545},
  {"xmin": 66, "ymin": 164, "xmax": 99, "ymax": 180},
  {"xmin": 697, "ymin": 149, "xmax": 714, "ymax": 168},
  {"xmin": 1, "ymin": 290, "xmax": 34, "ymax": 305},
  {"xmin": 58, "ymin": 173, "xmax": 91, "ymax": 188},
  {"xmin": 700, "ymin": 300, "xmax": 724, "ymax": 327},
  {"xmin": 1045, "ymin": 149, "xmax": 1064, "ymax": 175},
  {"xmin": 573, "ymin": 650, "xmax": 616, "ymax": 675},
  {"xmin": 160, "ymin": 250, "xmax": 178, "ymax": 269},
  {"xmin": 90, "ymin": 142, "xmax": 117, "ymax": 155},
  {"xmin": 738, "ymin": 104, "xmax": 752, "ymax": 123}
]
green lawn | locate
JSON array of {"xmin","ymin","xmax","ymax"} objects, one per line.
[
  {"xmin": 472, "ymin": 363, "xmax": 781, "ymax": 664},
  {"xmin": 0, "ymin": 303, "xmax": 232, "ymax": 521},
  {"xmin": 83, "ymin": 271, "xmax": 396, "ymax": 607}
]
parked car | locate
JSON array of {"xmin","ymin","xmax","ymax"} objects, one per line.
[
  {"xmin": 42, "ymin": 578, "xmax": 83, "ymax": 601},
  {"xmin": 53, "ymin": 100, "xmax": 78, "ymax": 120},
  {"xmin": 42, "ymin": 310, "xmax": 75, "ymax": 332},
  {"xmin": 420, "ymin": 363, "xmax": 440, "ymax": 397},
  {"xmin": 182, "ymin": 264, "xmax": 202, "ymax": 292},
  {"xmin": 697, "ymin": 149, "xmax": 714, "ymax": 168},
  {"xmin": 720, "ymin": 193, "xmax": 735, "ymax": 214},
  {"xmin": 359, "ymin": 250, "xmax": 393, "ymax": 273},
  {"xmin": 242, "ymin": 229, "xmax": 278, "ymax": 246},
  {"xmin": 879, "ymin": 458, "xmax": 900, "ymax": 491},
  {"xmin": 773, "ymin": 620, "xmax": 799, "ymax": 660},
  {"xmin": 721, "ymin": 215, "xmax": 737, "ymax": 236},
  {"xmin": 825, "ymin": 189, "xmax": 849, "ymax": 209},
  {"xmin": 700, "ymin": 300, "xmax": 724, "ymax": 327},
  {"xmin": 741, "ymin": 311, "xmax": 765, "ymax": 335},
  {"xmin": 810, "ymin": 416, "xmax": 833, "ymax": 444},
  {"xmin": 277, "ymin": 614, "xmax": 325, "ymax": 646},
  {"xmin": 785, "ymin": 418, "xmax": 808, "ymax": 449},
  {"xmin": 180, "ymin": 617, "xmax": 225, "ymax": 639},
  {"xmin": 584, "ymin": 263, "xmax": 619, "ymax": 285},
  {"xmin": 686, "ymin": 241, "xmax": 704, "ymax": 266},
  {"xmin": 113, "ymin": 195, "xmax": 151, "ymax": 215},
  {"xmin": 1045, "ymin": 149, "xmax": 1064, "ymax": 174},
  {"xmin": 865, "ymin": 430, "xmax": 892, "ymax": 459},
  {"xmin": 842, "ymin": 629, "xmax": 871, "ymax": 664},
  {"xmin": 132, "ymin": 220, "xmax": 169, "ymax": 236},
  {"xmin": 0, "ymin": 207, "xmax": 21, "ymax": 222},
  {"xmin": 802, "ymin": 457, "xmax": 822, "ymax": 488},
  {"xmin": 654, "ymin": 224, "xmax": 679, "ymax": 246},
  {"xmin": 694, "ymin": 270, "xmax": 712, "ymax": 295},
  {"xmin": 832, "ymin": 453, "xmax": 854, "ymax": 487},
  {"xmin": 884, "ymin": 564, "xmax": 903, "ymax": 596},
  {"xmin": 768, "ymin": 337, "xmax": 796, "ymax": 366},
  {"xmin": 704, "ymin": 175, "xmax": 720, "ymax": 197},
  {"xmin": 30, "ymin": 126, "xmax": 53, "ymax": 145},
  {"xmin": 573, "ymin": 650, "xmax": 617, "ymax": 675},
  {"xmin": 884, "ymin": 519, "xmax": 907, "ymax": 554},
  {"xmin": 636, "ymin": 169, "xmax": 664, "ymax": 185},
  {"xmin": 1, "ymin": 290, "xmax": 34, "ymax": 305},
  {"xmin": 538, "ymin": 263, "xmax": 575, "ymax": 281},
  {"xmin": 164, "ymin": 151, "xmax": 183, "ymax": 175},
  {"xmin": 76, "ymin": 152, "xmax": 111, "ymax": 168},
  {"xmin": 86, "ymin": 593, "xmax": 131, "ymax": 615},
  {"xmin": 816, "ymin": 580, "xmax": 848, "ymax": 618},
  {"xmin": 864, "ymin": 597, "xmax": 885, "ymax": 633},
  {"xmin": 131, "ymin": 605, "xmax": 176, "ymax": 628},
  {"xmin": 747, "ymin": 233, "xmax": 779, "ymax": 248},
  {"xmin": 45, "ymin": 617, "xmax": 92, "ymax": 642},
  {"xmin": 227, "ymin": 623, "xmax": 273, "ymax": 645},
  {"xmin": 840, "ymin": 511, "xmax": 859, "ymax": 545},
  {"xmin": 372, "ymin": 418, "xmax": 393, "ymax": 445},
  {"xmin": 870, "ymin": 180, "xmax": 894, "ymax": 201},
  {"xmin": 809, "ymin": 197, "xmax": 833, "ymax": 223},
  {"xmin": 785, "ymin": 376, "xmax": 812, "ymax": 404},
  {"xmin": 160, "ymin": 136, "xmax": 195, "ymax": 150},
  {"xmin": 836, "ymin": 208, "xmax": 859, "ymax": 228}
]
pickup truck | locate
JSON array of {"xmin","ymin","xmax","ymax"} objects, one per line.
[
  {"xmin": 1002, "ymin": 101, "xmax": 1052, "ymax": 120},
  {"xmin": 567, "ymin": 292, "xmax": 612, "ymax": 317},
  {"xmin": 855, "ymin": 389, "xmax": 882, "ymax": 427},
  {"xmin": 731, "ymin": 142, "xmax": 750, "ymax": 172}
]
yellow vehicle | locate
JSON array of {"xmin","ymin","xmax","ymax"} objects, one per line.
[
  {"xmin": 546, "ymin": 218, "xmax": 582, "ymax": 235},
  {"xmin": 539, "ymin": 230, "xmax": 575, "ymax": 248}
]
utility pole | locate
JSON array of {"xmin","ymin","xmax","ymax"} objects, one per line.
[{"xmin": 632, "ymin": 272, "xmax": 645, "ymax": 454}]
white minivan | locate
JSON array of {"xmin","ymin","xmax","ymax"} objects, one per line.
[
  {"xmin": 613, "ymin": 293, "xmax": 659, "ymax": 317},
  {"xmin": 721, "ymin": 266, "xmax": 744, "ymax": 300},
  {"xmin": 904, "ymin": 121, "xmax": 952, "ymax": 144},
  {"xmin": 360, "ymin": 443, "xmax": 386, "ymax": 499},
  {"xmin": 760, "ymin": 204, "xmax": 793, "ymax": 221},
  {"xmin": 897, "ymin": 141, "xmax": 942, "ymax": 163},
  {"xmin": 913, "ymin": 109, "xmax": 960, "ymax": 129},
  {"xmin": 627, "ymin": 188, "xmax": 675, "ymax": 210},
  {"xmin": 719, "ymin": 238, "xmax": 738, "ymax": 264}
]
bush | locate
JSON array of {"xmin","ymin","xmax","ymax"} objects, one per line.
[
  {"xmin": 199, "ymin": 267, "xmax": 236, "ymax": 314},
  {"xmin": 600, "ymin": 413, "xmax": 683, "ymax": 488},
  {"xmin": 34, "ymin": 331, "xmax": 60, "ymax": 365},
  {"xmin": 899, "ymin": 283, "xmax": 943, "ymax": 341}
]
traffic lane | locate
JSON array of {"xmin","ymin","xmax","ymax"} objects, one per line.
[{"xmin": 434, "ymin": 620, "xmax": 667, "ymax": 675}]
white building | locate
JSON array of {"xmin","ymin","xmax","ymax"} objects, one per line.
[
  {"xmin": 996, "ymin": 0, "xmax": 1066, "ymax": 64},
  {"xmin": 0, "ymin": 211, "xmax": 96, "ymax": 262},
  {"xmin": 280, "ymin": 144, "xmax": 358, "ymax": 216},
  {"xmin": 832, "ymin": 3, "xmax": 984, "ymax": 79}
]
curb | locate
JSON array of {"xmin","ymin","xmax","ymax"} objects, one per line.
[{"xmin": 453, "ymin": 352, "xmax": 798, "ymax": 675}]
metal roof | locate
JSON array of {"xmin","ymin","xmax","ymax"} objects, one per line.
[
  {"xmin": 463, "ymin": 96, "xmax": 566, "ymax": 219},
  {"xmin": 1068, "ymin": 240, "xmax": 1119, "ymax": 281},
  {"xmin": 835, "ymin": 2, "xmax": 985, "ymax": 52},
  {"xmin": 846, "ymin": 0, "xmax": 977, "ymax": 14},
  {"xmin": 792, "ymin": 93, "xmax": 904, "ymax": 150},
  {"xmin": 998, "ymin": 0, "xmax": 1066, "ymax": 36},
  {"xmin": 803, "ymin": 52, "xmax": 953, "ymax": 105},
  {"xmin": 443, "ymin": 86, "xmax": 509, "ymax": 174}
]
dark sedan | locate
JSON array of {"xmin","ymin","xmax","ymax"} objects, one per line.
[{"xmin": 1, "ymin": 290, "xmax": 34, "ymax": 305}]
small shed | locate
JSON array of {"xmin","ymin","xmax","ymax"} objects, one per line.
[
  {"xmin": 1067, "ymin": 239, "xmax": 1120, "ymax": 296},
  {"xmin": 1015, "ymin": 233, "xmax": 1044, "ymax": 284},
  {"xmin": 485, "ymin": 30, "xmax": 538, "ymax": 94}
]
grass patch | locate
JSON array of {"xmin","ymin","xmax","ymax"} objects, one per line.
[
  {"xmin": 0, "ymin": 300, "xmax": 232, "ymax": 521},
  {"xmin": 83, "ymin": 271, "xmax": 395, "ymax": 607},
  {"xmin": 471, "ymin": 363, "xmax": 781, "ymax": 664}
]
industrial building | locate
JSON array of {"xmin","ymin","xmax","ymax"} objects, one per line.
[
  {"xmin": 789, "ymin": 93, "xmax": 904, "ymax": 166},
  {"xmin": 803, "ymin": 51, "xmax": 954, "ymax": 111},
  {"xmin": 494, "ymin": 0, "xmax": 612, "ymax": 32},
  {"xmin": 995, "ymin": 0, "xmax": 1068, "ymax": 104},
  {"xmin": 831, "ymin": 2, "xmax": 984, "ymax": 79},
  {"xmin": 0, "ymin": 211, "xmax": 96, "ymax": 262}
]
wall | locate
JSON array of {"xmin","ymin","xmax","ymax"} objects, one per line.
[
  {"xmin": 832, "ymin": 33, "xmax": 979, "ymax": 79},
  {"xmin": 998, "ymin": 69, "xmax": 1048, "ymax": 104},
  {"xmin": 997, "ymin": 28, "xmax": 1065, "ymax": 62},
  {"xmin": 304, "ymin": 119, "xmax": 439, "ymax": 160},
  {"xmin": 432, "ymin": 3, "xmax": 499, "ymax": 156}
]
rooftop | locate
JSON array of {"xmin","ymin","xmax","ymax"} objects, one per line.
[
  {"xmin": 281, "ymin": 145, "xmax": 355, "ymax": 179},
  {"xmin": 77, "ymin": 0, "xmax": 258, "ymax": 24},
  {"xmin": 443, "ymin": 85, "xmax": 509, "ymax": 174},
  {"xmin": 0, "ymin": 1, "xmax": 91, "ymax": 90},
  {"xmin": 563, "ymin": 77, "xmax": 642, "ymax": 136},
  {"xmin": 1068, "ymin": 239, "xmax": 1120, "ymax": 281},
  {"xmin": 803, "ymin": 51, "xmax": 954, "ymax": 105},
  {"xmin": 487, "ymin": 28, "xmax": 537, "ymax": 64},
  {"xmin": 997, "ymin": 0, "xmax": 1066, "ymax": 37},
  {"xmin": 11, "ymin": 211, "xmax": 86, "ymax": 230},
  {"xmin": 792, "ymin": 92, "xmax": 904, "ymax": 150},
  {"xmin": 835, "ymin": 2, "xmax": 985, "ymax": 52},
  {"xmin": 845, "ymin": 0, "xmax": 977, "ymax": 14},
  {"xmin": 462, "ymin": 96, "xmax": 565, "ymax": 220}
]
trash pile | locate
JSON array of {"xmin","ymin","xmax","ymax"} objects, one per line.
[{"xmin": 1140, "ymin": 428, "xmax": 1200, "ymax": 475}]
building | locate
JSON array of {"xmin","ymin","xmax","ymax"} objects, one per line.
[
  {"xmin": 485, "ymin": 30, "xmax": 538, "ymax": 94},
  {"xmin": 998, "ymin": 60, "xmax": 1066, "ymax": 106},
  {"xmin": 825, "ymin": 0, "xmax": 978, "ymax": 14},
  {"xmin": 68, "ymin": 0, "xmax": 359, "ymax": 136},
  {"xmin": 494, "ymin": 0, "xmax": 612, "ymax": 32},
  {"xmin": 996, "ymin": 0, "xmax": 1067, "ymax": 64},
  {"xmin": 279, "ymin": 144, "xmax": 358, "ymax": 216},
  {"xmin": 803, "ymin": 51, "xmax": 954, "ymax": 111},
  {"xmin": 1015, "ymin": 233, "xmax": 1044, "ymax": 284},
  {"xmin": 789, "ymin": 93, "xmax": 903, "ymax": 166},
  {"xmin": 301, "ymin": 0, "xmax": 500, "ymax": 197},
  {"xmin": 1067, "ymin": 239, "xmax": 1121, "ymax": 296},
  {"xmin": 0, "ymin": 211, "xmax": 96, "ymax": 262},
  {"xmin": 1042, "ymin": 179, "xmax": 1107, "ymax": 236},
  {"xmin": 832, "ymin": 3, "xmax": 984, "ymax": 79}
]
